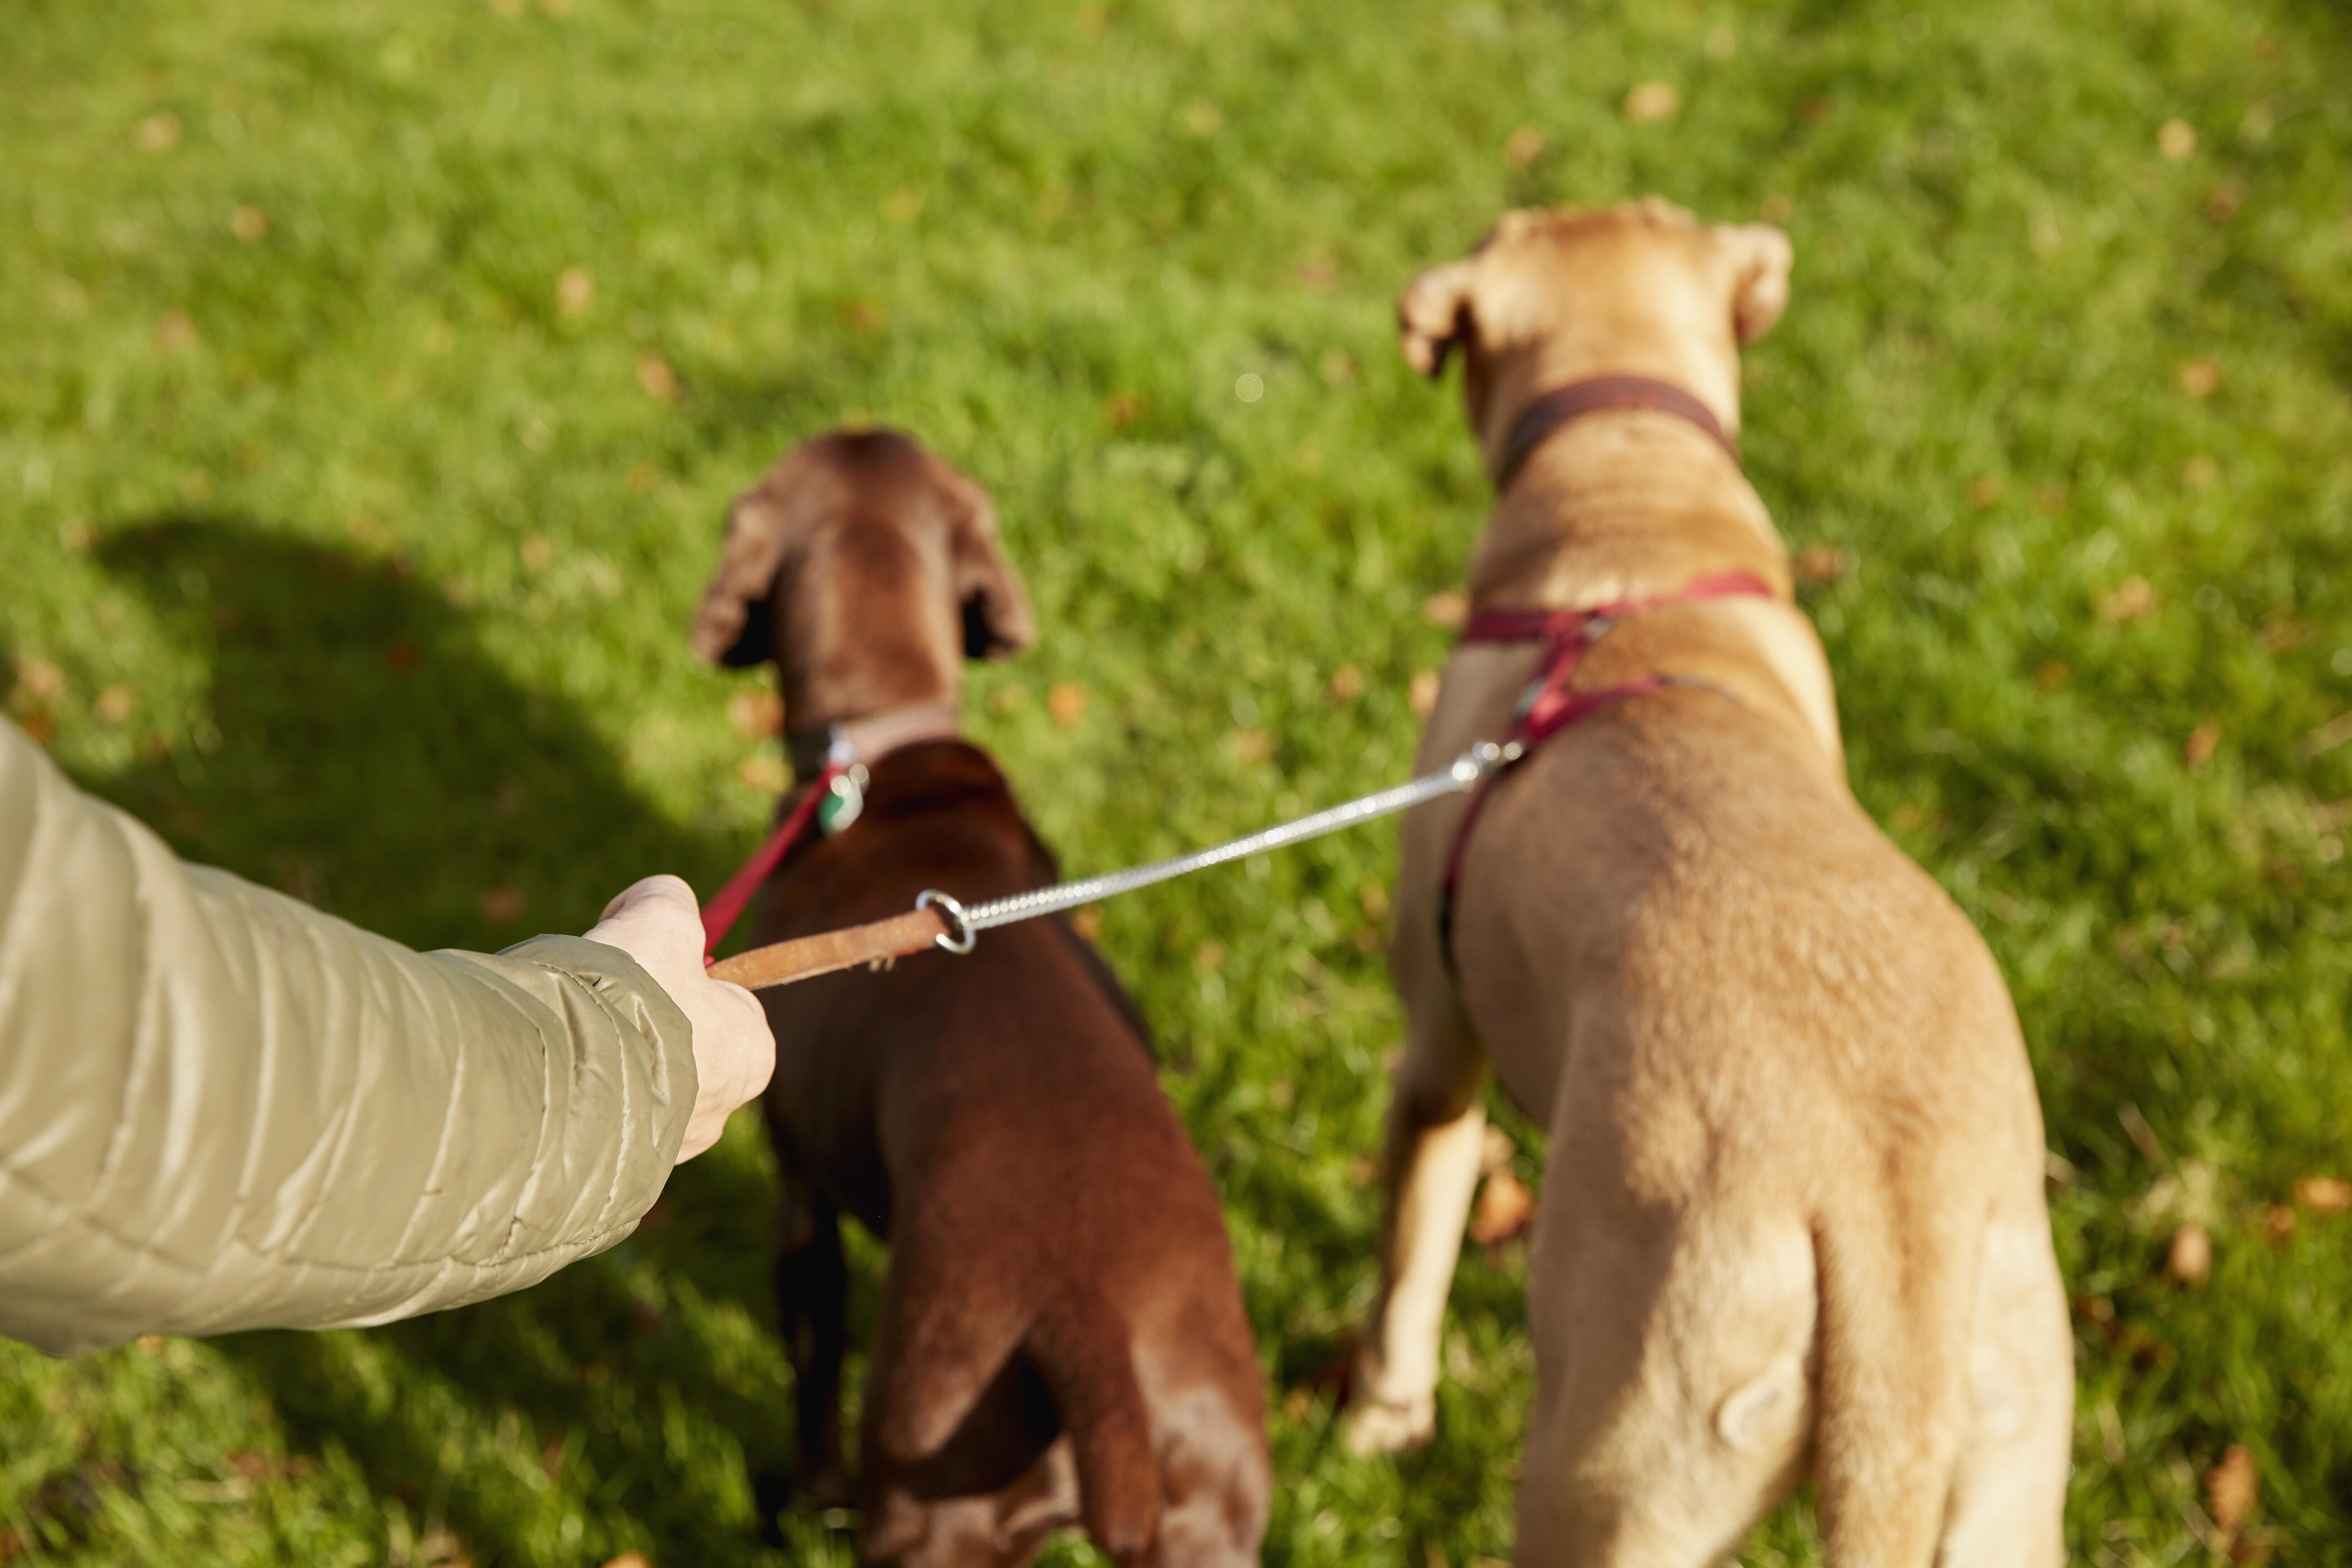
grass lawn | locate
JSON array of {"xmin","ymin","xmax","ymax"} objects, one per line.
[{"xmin": 5, "ymin": 0, "xmax": 2352, "ymax": 1560}]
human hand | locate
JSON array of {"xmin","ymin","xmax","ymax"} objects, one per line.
[{"xmin": 585, "ymin": 874, "xmax": 775, "ymax": 1162}]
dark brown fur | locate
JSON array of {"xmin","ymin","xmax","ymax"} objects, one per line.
[{"xmin": 700, "ymin": 430, "xmax": 1269, "ymax": 1568}]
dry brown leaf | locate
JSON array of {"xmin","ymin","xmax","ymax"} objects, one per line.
[
  {"xmin": 155, "ymin": 310, "xmax": 197, "ymax": 353},
  {"xmin": 2158, "ymin": 119, "xmax": 2198, "ymax": 160},
  {"xmin": 1624, "ymin": 82, "xmax": 1679, "ymax": 123},
  {"xmin": 2184, "ymin": 721, "xmax": 2220, "ymax": 770},
  {"xmin": 1469, "ymin": 1169, "xmax": 1535, "ymax": 1245},
  {"xmin": 2097, "ymin": 577, "xmax": 2158, "ymax": 623},
  {"xmin": 94, "ymin": 685, "xmax": 137, "ymax": 725},
  {"xmin": 1504, "ymin": 126, "xmax": 1544, "ymax": 166},
  {"xmin": 1069, "ymin": 906, "xmax": 1102, "ymax": 941},
  {"xmin": 1102, "ymin": 391, "xmax": 1144, "ymax": 427},
  {"xmin": 1328, "ymin": 665, "xmax": 1365, "ymax": 703},
  {"xmin": 556, "ymin": 266, "xmax": 594, "ymax": 316},
  {"xmin": 2034, "ymin": 661, "xmax": 2071, "ymax": 692},
  {"xmin": 2179, "ymin": 359, "xmax": 2221, "ymax": 398},
  {"xmin": 2205, "ymin": 183, "xmax": 2243, "ymax": 224},
  {"xmin": 230, "ymin": 205, "xmax": 268, "ymax": 241},
  {"xmin": 599, "ymin": 1554, "xmax": 651, "ymax": 1568},
  {"xmin": 1422, "ymin": 589, "xmax": 1469, "ymax": 629},
  {"xmin": 636, "ymin": 354, "xmax": 681, "ymax": 404},
  {"xmin": 12, "ymin": 659, "xmax": 66, "ymax": 703},
  {"xmin": 519, "ymin": 534, "xmax": 554, "ymax": 572},
  {"xmin": 2167, "ymin": 1224, "xmax": 2211, "ymax": 1286},
  {"xmin": 727, "ymin": 689, "xmax": 783, "ymax": 739},
  {"xmin": 624, "ymin": 461, "xmax": 659, "ymax": 494},
  {"xmin": 2261, "ymin": 1205, "xmax": 2295, "ymax": 1244},
  {"xmin": 2181, "ymin": 454, "xmax": 2220, "ymax": 489},
  {"xmin": 737, "ymin": 755, "xmax": 787, "ymax": 792},
  {"xmin": 1228, "ymin": 728, "xmax": 1274, "ymax": 764},
  {"xmin": 480, "ymin": 887, "xmax": 524, "ymax": 924},
  {"xmin": 136, "ymin": 113, "xmax": 182, "ymax": 152},
  {"xmin": 1047, "ymin": 682, "xmax": 1088, "ymax": 727},
  {"xmin": 883, "ymin": 190, "xmax": 923, "ymax": 223},
  {"xmin": 137, "ymin": 1334, "xmax": 167, "ymax": 1356},
  {"xmin": 1194, "ymin": 941, "xmax": 1226, "ymax": 972},
  {"xmin": 1792, "ymin": 543, "xmax": 1847, "ymax": 584},
  {"xmin": 2293, "ymin": 1175, "xmax": 2352, "ymax": 1214},
  {"xmin": 1408, "ymin": 670, "xmax": 1442, "ymax": 718},
  {"xmin": 2205, "ymin": 1443, "xmax": 2258, "ymax": 1533},
  {"xmin": 1968, "ymin": 475, "xmax": 2004, "ymax": 508},
  {"xmin": 1358, "ymin": 880, "xmax": 1390, "ymax": 921}
]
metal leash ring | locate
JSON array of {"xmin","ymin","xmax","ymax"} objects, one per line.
[{"xmin": 915, "ymin": 889, "xmax": 977, "ymax": 954}]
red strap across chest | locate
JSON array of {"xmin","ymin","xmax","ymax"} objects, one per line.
[{"xmin": 1438, "ymin": 569, "xmax": 1774, "ymax": 953}]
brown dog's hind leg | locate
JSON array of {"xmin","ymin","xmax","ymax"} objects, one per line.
[{"xmin": 773, "ymin": 1159, "xmax": 851, "ymax": 1506}]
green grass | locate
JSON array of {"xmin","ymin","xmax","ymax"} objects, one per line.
[{"xmin": 4, "ymin": 0, "xmax": 2351, "ymax": 1561}]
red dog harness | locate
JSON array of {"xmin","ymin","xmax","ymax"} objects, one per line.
[{"xmin": 1437, "ymin": 375, "xmax": 1770, "ymax": 958}]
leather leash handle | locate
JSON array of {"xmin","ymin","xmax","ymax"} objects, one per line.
[{"xmin": 708, "ymin": 906, "xmax": 950, "ymax": 991}]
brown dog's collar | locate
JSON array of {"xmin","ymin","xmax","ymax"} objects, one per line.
[
  {"xmin": 787, "ymin": 702, "xmax": 963, "ymax": 780},
  {"xmin": 1495, "ymin": 375, "xmax": 1740, "ymax": 491}
]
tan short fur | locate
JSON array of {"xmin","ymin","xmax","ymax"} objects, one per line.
[{"xmin": 1344, "ymin": 202, "xmax": 2071, "ymax": 1566}]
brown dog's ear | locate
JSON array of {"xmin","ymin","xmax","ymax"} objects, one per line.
[
  {"xmin": 933, "ymin": 461, "xmax": 1036, "ymax": 660},
  {"xmin": 690, "ymin": 486, "xmax": 795, "ymax": 667},
  {"xmin": 1722, "ymin": 223, "xmax": 1794, "ymax": 345},
  {"xmin": 1397, "ymin": 259, "xmax": 1480, "ymax": 378}
]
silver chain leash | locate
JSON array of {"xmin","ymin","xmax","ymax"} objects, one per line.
[{"xmin": 914, "ymin": 741, "xmax": 1519, "ymax": 954}]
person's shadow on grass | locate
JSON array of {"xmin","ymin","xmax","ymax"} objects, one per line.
[{"xmin": 81, "ymin": 517, "xmax": 832, "ymax": 1565}]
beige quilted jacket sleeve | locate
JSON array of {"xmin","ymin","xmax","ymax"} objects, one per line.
[{"xmin": 0, "ymin": 722, "xmax": 697, "ymax": 1356}]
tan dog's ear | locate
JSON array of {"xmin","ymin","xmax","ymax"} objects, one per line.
[
  {"xmin": 934, "ymin": 462, "xmax": 1036, "ymax": 660},
  {"xmin": 1722, "ymin": 224, "xmax": 1794, "ymax": 345},
  {"xmin": 1397, "ymin": 259, "xmax": 1479, "ymax": 378},
  {"xmin": 690, "ymin": 487, "xmax": 794, "ymax": 667}
]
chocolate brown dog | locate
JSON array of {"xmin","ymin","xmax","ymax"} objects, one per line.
[
  {"xmin": 1343, "ymin": 204, "xmax": 2071, "ymax": 1564},
  {"xmin": 691, "ymin": 429, "xmax": 1269, "ymax": 1568}
]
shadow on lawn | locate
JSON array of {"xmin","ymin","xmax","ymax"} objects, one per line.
[{"xmin": 83, "ymin": 517, "xmax": 812, "ymax": 1563}]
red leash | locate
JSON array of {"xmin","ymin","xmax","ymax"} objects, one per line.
[
  {"xmin": 1438, "ymin": 570, "xmax": 1774, "ymax": 951},
  {"xmin": 701, "ymin": 760, "xmax": 843, "ymax": 959}
]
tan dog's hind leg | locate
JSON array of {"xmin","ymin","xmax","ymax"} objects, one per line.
[
  {"xmin": 1346, "ymin": 968, "xmax": 1487, "ymax": 1455},
  {"xmin": 1936, "ymin": 1216, "xmax": 2073, "ymax": 1568}
]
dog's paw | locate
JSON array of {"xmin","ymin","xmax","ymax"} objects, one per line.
[{"xmin": 1341, "ymin": 1390, "xmax": 1436, "ymax": 1456}]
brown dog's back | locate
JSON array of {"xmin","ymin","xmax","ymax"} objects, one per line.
[{"xmin": 757, "ymin": 743, "xmax": 1268, "ymax": 1566}]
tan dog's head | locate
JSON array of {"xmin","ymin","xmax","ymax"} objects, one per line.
[
  {"xmin": 1398, "ymin": 199, "xmax": 1792, "ymax": 476},
  {"xmin": 690, "ymin": 428, "xmax": 1034, "ymax": 730}
]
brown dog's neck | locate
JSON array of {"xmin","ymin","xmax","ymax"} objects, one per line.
[{"xmin": 786, "ymin": 701, "xmax": 963, "ymax": 781}]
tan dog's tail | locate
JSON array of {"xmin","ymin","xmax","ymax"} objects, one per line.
[
  {"xmin": 1810, "ymin": 1185, "xmax": 1974, "ymax": 1567},
  {"xmin": 1029, "ymin": 1295, "xmax": 1161, "ymax": 1564}
]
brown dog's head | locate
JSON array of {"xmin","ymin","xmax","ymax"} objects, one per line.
[
  {"xmin": 690, "ymin": 428, "xmax": 1035, "ymax": 730},
  {"xmin": 1397, "ymin": 199, "xmax": 1792, "ymax": 476}
]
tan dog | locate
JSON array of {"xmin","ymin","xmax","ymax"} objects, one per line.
[{"xmin": 1342, "ymin": 203, "xmax": 2071, "ymax": 1565}]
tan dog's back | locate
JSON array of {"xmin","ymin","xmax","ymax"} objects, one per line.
[{"xmin": 1351, "ymin": 204, "xmax": 2072, "ymax": 1565}]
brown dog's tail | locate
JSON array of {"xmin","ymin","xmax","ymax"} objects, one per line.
[
  {"xmin": 1810, "ymin": 1182, "xmax": 1974, "ymax": 1567},
  {"xmin": 1028, "ymin": 1295, "xmax": 1161, "ymax": 1564}
]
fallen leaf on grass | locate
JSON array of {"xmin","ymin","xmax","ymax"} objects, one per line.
[
  {"xmin": 1968, "ymin": 475, "xmax": 2004, "ymax": 508},
  {"xmin": 230, "ymin": 205, "xmax": 268, "ymax": 241},
  {"xmin": 2293, "ymin": 1175, "xmax": 2352, "ymax": 1214},
  {"xmin": 1408, "ymin": 670, "xmax": 1441, "ymax": 718},
  {"xmin": 2204, "ymin": 184, "xmax": 2243, "ymax": 223},
  {"xmin": 1624, "ymin": 82, "xmax": 1679, "ymax": 123},
  {"xmin": 1047, "ymin": 682, "xmax": 1088, "ymax": 727},
  {"xmin": 480, "ymin": 887, "xmax": 524, "ymax": 924},
  {"xmin": 1069, "ymin": 906, "xmax": 1102, "ymax": 941},
  {"xmin": 1504, "ymin": 125, "xmax": 1544, "ymax": 166},
  {"xmin": 2167, "ymin": 1224, "xmax": 2211, "ymax": 1286},
  {"xmin": 1469, "ymin": 1169, "xmax": 1534, "ymax": 1246},
  {"xmin": 2097, "ymin": 577, "xmax": 2157, "ymax": 622},
  {"xmin": 636, "ymin": 353, "xmax": 680, "ymax": 404},
  {"xmin": 1422, "ymin": 589, "xmax": 1469, "ymax": 629},
  {"xmin": 600, "ymin": 1554, "xmax": 651, "ymax": 1568},
  {"xmin": 94, "ymin": 685, "xmax": 137, "ymax": 725},
  {"xmin": 155, "ymin": 310, "xmax": 197, "ymax": 353},
  {"xmin": 1358, "ymin": 880, "xmax": 1390, "ymax": 921},
  {"xmin": 556, "ymin": 266, "xmax": 594, "ymax": 316},
  {"xmin": 2179, "ymin": 360, "xmax": 2221, "ymax": 399},
  {"xmin": 1327, "ymin": 665, "xmax": 1365, "ymax": 703},
  {"xmin": 2158, "ymin": 118, "xmax": 2198, "ymax": 160},
  {"xmin": 2206, "ymin": 1443, "xmax": 2258, "ymax": 1534},
  {"xmin": 519, "ymin": 534, "xmax": 553, "ymax": 572},
  {"xmin": 737, "ymin": 755, "xmax": 787, "ymax": 792},
  {"xmin": 2261, "ymin": 1204, "xmax": 2295, "ymax": 1243},
  {"xmin": 2184, "ymin": 721, "xmax": 2220, "ymax": 770},
  {"xmin": 1102, "ymin": 391, "xmax": 1144, "ymax": 427},
  {"xmin": 727, "ymin": 689, "xmax": 783, "ymax": 739},
  {"xmin": 1228, "ymin": 728, "xmax": 1273, "ymax": 764},
  {"xmin": 12, "ymin": 659, "xmax": 65, "ymax": 704},
  {"xmin": 1792, "ymin": 543, "xmax": 1848, "ymax": 584},
  {"xmin": 136, "ymin": 112, "xmax": 182, "ymax": 151}
]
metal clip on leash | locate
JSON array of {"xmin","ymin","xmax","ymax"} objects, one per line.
[{"xmin": 708, "ymin": 742, "xmax": 1514, "ymax": 989}]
